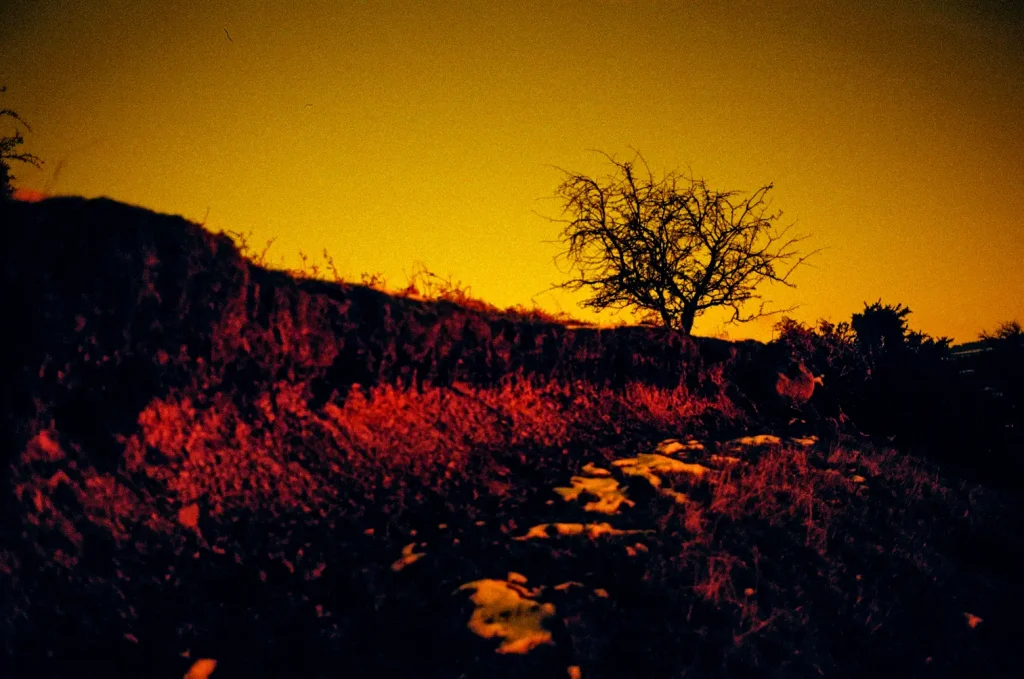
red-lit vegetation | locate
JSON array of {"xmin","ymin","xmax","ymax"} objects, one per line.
[{"xmin": 2, "ymin": 197, "xmax": 1022, "ymax": 678}]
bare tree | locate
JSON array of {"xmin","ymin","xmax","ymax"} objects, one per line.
[
  {"xmin": 981, "ymin": 320, "xmax": 1023, "ymax": 346},
  {"xmin": 550, "ymin": 151, "xmax": 813, "ymax": 334},
  {"xmin": 981, "ymin": 320, "xmax": 1024, "ymax": 363},
  {"xmin": 1, "ymin": 85, "xmax": 43, "ymax": 200}
]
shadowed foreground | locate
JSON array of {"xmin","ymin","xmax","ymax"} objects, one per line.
[{"xmin": 2, "ymin": 198, "xmax": 1021, "ymax": 678}]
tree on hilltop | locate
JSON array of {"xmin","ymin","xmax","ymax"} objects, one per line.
[
  {"xmin": 549, "ymin": 151, "xmax": 813, "ymax": 335},
  {"xmin": 981, "ymin": 320, "xmax": 1023, "ymax": 349},
  {"xmin": 1, "ymin": 85, "xmax": 43, "ymax": 201}
]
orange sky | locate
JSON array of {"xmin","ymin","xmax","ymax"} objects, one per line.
[{"xmin": 2, "ymin": 0, "xmax": 1021, "ymax": 342}]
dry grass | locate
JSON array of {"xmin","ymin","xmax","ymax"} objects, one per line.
[
  {"xmin": 107, "ymin": 376, "xmax": 728, "ymax": 525},
  {"xmin": 7, "ymin": 334, "xmax": 1020, "ymax": 679}
]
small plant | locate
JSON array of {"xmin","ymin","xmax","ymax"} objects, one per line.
[
  {"xmin": 1, "ymin": 85, "xmax": 43, "ymax": 201},
  {"xmin": 360, "ymin": 271, "xmax": 388, "ymax": 290},
  {"xmin": 223, "ymin": 229, "xmax": 277, "ymax": 267}
]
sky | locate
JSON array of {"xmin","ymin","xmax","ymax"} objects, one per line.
[{"xmin": 1, "ymin": 0, "xmax": 1022, "ymax": 342}]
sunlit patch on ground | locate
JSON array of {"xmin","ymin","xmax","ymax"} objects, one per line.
[
  {"xmin": 183, "ymin": 658, "xmax": 217, "ymax": 679},
  {"xmin": 514, "ymin": 522, "xmax": 651, "ymax": 541},
  {"xmin": 553, "ymin": 581, "xmax": 584, "ymax": 591},
  {"xmin": 659, "ymin": 488, "xmax": 691, "ymax": 504},
  {"xmin": 624, "ymin": 542, "xmax": 650, "ymax": 557},
  {"xmin": 554, "ymin": 474, "xmax": 634, "ymax": 514},
  {"xmin": 550, "ymin": 440, "xmax": 720, "ymax": 516},
  {"xmin": 456, "ymin": 574, "xmax": 556, "ymax": 654},
  {"xmin": 656, "ymin": 438, "xmax": 705, "ymax": 455},
  {"xmin": 391, "ymin": 542, "xmax": 427, "ymax": 571},
  {"xmin": 723, "ymin": 434, "xmax": 783, "ymax": 450},
  {"xmin": 613, "ymin": 452, "xmax": 710, "ymax": 483},
  {"xmin": 579, "ymin": 462, "xmax": 612, "ymax": 477}
]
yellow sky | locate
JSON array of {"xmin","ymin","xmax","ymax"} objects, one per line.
[{"xmin": 2, "ymin": 0, "xmax": 1021, "ymax": 341}]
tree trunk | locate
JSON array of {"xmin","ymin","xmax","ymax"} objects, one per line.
[{"xmin": 680, "ymin": 307, "xmax": 696, "ymax": 335}]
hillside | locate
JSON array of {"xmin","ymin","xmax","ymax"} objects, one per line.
[{"xmin": 2, "ymin": 197, "xmax": 1022, "ymax": 678}]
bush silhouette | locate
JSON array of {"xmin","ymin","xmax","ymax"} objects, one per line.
[
  {"xmin": 851, "ymin": 300, "xmax": 913, "ymax": 358},
  {"xmin": 975, "ymin": 320, "xmax": 1024, "ymax": 437},
  {"xmin": 774, "ymin": 302, "xmax": 1012, "ymax": 473}
]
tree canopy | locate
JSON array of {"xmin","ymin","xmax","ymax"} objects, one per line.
[{"xmin": 550, "ymin": 151, "xmax": 812, "ymax": 334}]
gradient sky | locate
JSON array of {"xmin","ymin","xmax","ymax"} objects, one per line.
[{"xmin": 2, "ymin": 0, "xmax": 1021, "ymax": 341}]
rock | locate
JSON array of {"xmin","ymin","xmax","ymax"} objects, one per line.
[{"xmin": 774, "ymin": 359, "xmax": 822, "ymax": 407}]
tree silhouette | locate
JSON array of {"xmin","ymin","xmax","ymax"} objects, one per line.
[
  {"xmin": 550, "ymin": 151, "xmax": 812, "ymax": 334},
  {"xmin": 851, "ymin": 300, "xmax": 952, "ymax": 362},
  {"xmin": 1, "ymin": 86, "xmax": 43, "ymax": 201},
  {"xmin": 979, "ymin": 320, "xmax": 1024, "ymax": 414},
  {"xmin": 981, "ymin": 320, "xmax": 1023, "ymax": 349},
  {"xmin": 851, "ymin": 300, "xmax": 912, "ymax": 358}
]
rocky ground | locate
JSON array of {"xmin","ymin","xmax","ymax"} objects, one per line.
[{"xmin": 6, "ymin": 420, "xmax": 1022, "ymax": 679}]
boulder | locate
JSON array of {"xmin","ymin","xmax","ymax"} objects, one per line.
[{"xmin": 775, "ymin": 359, "xmax": 823, "ymax": 407}]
